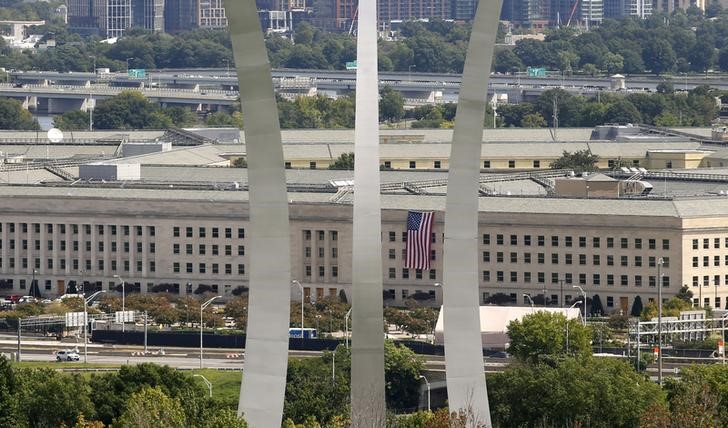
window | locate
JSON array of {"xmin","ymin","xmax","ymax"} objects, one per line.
[
  {"xmin": 537, "ymin": 272, "xmax": 545, "ymax": 283},
  {"xmin": 199, "ymin": 245, "xmax": 206, "ymax": 255},
  {"xmin": 149, "ymin": 261, "xmax": 156, "ymax": 272},
  {"xmin": 225, "ymin": 264, "xmax": 232, "ymax": 275},
  {"xmin": 409, "ymin": 161, "xmax": 416, "ymax": 169},
  {"xmin": 692, "ymin": 239, "xmax": 699, "ymax": 250},
  {"xmin": 226, "ymin": 228, "xmax": 233, "ymax": 239},
  {"xmin": 621, "ymin": 238, "xmax": 628, "ymax": 249},
  {"xmin": 524, "ymin": 272, "xmax": 531, "ymax": 283},
  {"xmin": 402, "ymin": 232, "xmax": 408, "ymax": 242},
  {"xmin": 497, "ymin": 271, "xmax": 504, "ymax": 282},
  {"xmin": 318, "ymin": 247, "xmax": 324, "ymax": 258},
  {"xmin": 508, "ymin": 160, "xmax": 515, "ymax": 168},
  {"xmin": 634, "ymin": 256, "xmax": 642, "ymax": 267},
  {"xmin": 579, "ymin": 236, "xmax": 586, "ymax": 248},
  {"xmin": 389, "ymin": 268, "xmax": 396, "ymax": 279},
  {"xmin": 510, "ymin": 272, "xmax": 518, "ymax": 282},
  {"xmin": 137, "ymin": 261, "xmax": 143, "ymax": 272},
  {"xmin": 704, "ymin": 238, "xmax": 709, "ymax": 249},
  {"xmin": 565, "ymin": 236, "xmax": 572, "ymax": 247},
  {"xmin": 305, "ymin": 266, "xmax": 311, "ymax": 277},
  {"xmin": 136, "ymin": 242, "xmax": 142, "ymax": 253},
  {"xmin": 389, "ymin": 232, "xmax": 396, "ymax": 242},
  {"xmin": 579, "ymin": 273, "xmax": 586, "ymax": 285},
  {"xmin": 186, "ymin": 244, "xmax": 193, "ymax": 255},
  {"xmin": 593, "ymin": 255, "xmax": 600, "ymax": 265},
  {"xmin": 593, "ymin": 274, "xmax": 600, "ymax": 285},
  {"xmin": 579, "ymin": 254, "xmax": 586, "ymax": 265},
  {"xmin": 551, "ymin": 236, "xmax": 559, "ymax": 247},
  {"xmin": 511, "ymin": 235, "xmax": 518, "ymax": 245},
  {"xmin": 704, "ymin": 256, "xmax": 709, "ymax": 267},
  {"xmin": 434, "ymin": 161, "xmax": 441, "ymax": 169},
  {"xmin": 225, "ymin": 245, "xmax": 232, "ymax": 256},
  {"xmin": 715, "ymin": 255, "xmax": 721, "ymax": 266},
  {"xmin": 649, "ymin": 276, "xmax": 656, "ymax": 287},
  {"xmin": 551, "ymin": 253, "xmax": 559, "ymax": 264},
  {"xmin": 402, "ymin": 268, "xmax": 409, "ymax": 279},
  {"xmin": 173, "ymin": 227, "xmax": 180, "ymax": 237},
  {"xmin": 238, "ymin": 228, "xmax": 245, "ymax": 239},
  {"xmin": 621, "ymin": 275, "xmax": 629, "ymax": 286},
  {"xmin": 212, "ymin": 245, "xmax": 219, "ymax": 256},
  {"xmin": 310, "ymin": 162, "xmax": 317, "ymax": 169},
  {"xmin": 537, "ymin": 235, "xmax": 545, "ymax": 246},
  {"xmin": 593, "ymin": 237, "xmax": 600, "ymax": 248},
  {"xmin": 482, "ymin": 271, "xmax": 490, "ymax": 282},
  {"xmin": 332, "ymin": 248, "xmax": 338, "ymax": 259},
  {"xmin": 634, "ymin": 238, "xmax": 642, "ymax": 249},
  {"xmin": 606, "ymin": 237, "xmax": 614, "ymax": 248},
  {"xmin": 533, "ymin": 160, "xmax": 540, "ymax": 168},
  {"xmin": 551, "ymin": 273, "xmax": 559, "ymax": 284},
  {"xmin": 331, "ymin": 231, "xmax": 338, "ymax": 241},
  {"xmin": 606, "ymin": 296, "xmax": 614, "ymax": 307},
  {"xmin": 537, "ymin": 253, "xmax": 545, "ymax": 264},
  {"xmin": 565, "ymin": 254, "xmax": 572, "ymax": 265},
  {"xmin": 416, "ymin": 269, "xmax": 423, "ymax": 280},
  {"xmin": 429, "ymin": 269, "xmax": 436, "ymax": 280},
  {"xmin": 648, "ymin": 239, "xmax": 656, "ymax": 250},
  {"xmin": 607, "ymin": 275, "xmax": 614, "ymax": 286},
  {"xmin": 483, "ymin": 251, "xmax": 490, "ymax": 262},
  {"xmin": 565, "ymin": 273, "xmax": 572, "ymax": 284},
  {"xmin": 524, "ymin": 235, "xmax": 531, "ymax": 246},
  {"xmin": 496, "ymin": 234, "xmax": 504, "ymax": 245},
  {"xmin": 607, "ymin": 255, "xmax": 614, "ymax": 266},
  {"xmin": 186, "ymin": 227, "xmax": 193, "ymax": 238},
  {"xmin": 135, "ymin": 226, "xmax": 142, "ymax": 236},
  {"xmin": 510, "ymin": 252, "xmax": 517, "ymax": 263},
  {"xmin": 239, "ymin": 264, "xmax": 246, "ymax": 275},
  {"xmin": 649, "ymin": 256, "xmax": 656, "ymax": 267},
  {"xmin": 496, "ymin": 252, "xmax": 504, "ymax": 263},
  {"xmin": 483, "ymin": 160, "xmax": 491, "ymax": 168},
  {"xmin": 389, "ymin": 249, "xmax": 397, "ymax": 260},
  {"xmin": 199, "ymin": 227, "xmax": 206, "ymax": 238},
  {"xmin": 524, "ymin": 253, "xmax": 532, "ymax": 264},
  {"xmin": 692, "ymin": 256, "xmax": 699, "ymax": 267}
]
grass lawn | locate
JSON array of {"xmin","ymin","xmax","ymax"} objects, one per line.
[{"xmin": 189, "ymin": 368, "xmax": 242, "ymax": 404}]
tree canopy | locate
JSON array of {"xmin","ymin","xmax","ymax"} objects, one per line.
[
  {"xmin": 0, "ymin": 97, "xmax": 40, "ymax": 130},
  {"xmin": 550, "ymin": 149, "xmax": 600, "ymax": 172},
  {"xmin": 506, "ymin": 311, "xmax": 591, "ymax": 363}
]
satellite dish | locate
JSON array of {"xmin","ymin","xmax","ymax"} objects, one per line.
[{"xmin": 47, "ymin": 128, "xmax": 64, "ymax": 143}]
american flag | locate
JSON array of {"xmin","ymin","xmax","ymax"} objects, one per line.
[{"xmin": 405, "ymin": 211, "xmax": 434, "ymax": 270}]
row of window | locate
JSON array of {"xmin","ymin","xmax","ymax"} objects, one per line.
[
  {"xmin": 387, "ymin": 268, "xmax": 437, "ymax": 280},
  {"xmin": 304, "ymin": 247, "xmax": 338, "ymax": 259},
  {"xmin": 483, "ymin": 252, "xmax": 670, "ymax": 267},
  {"xmin": 691, "ymin": 237, "xmax": 728, "ymax": 250},
  {"xmin": 1, "ymin": 223, "xmax": 155, "ymax": 237},
  {"xmin": 692, "ymin": 255, "xmax": 728, "ymax": 268},
  {"xmin": 482, "ymin": 270, "xmax": 671, "ymax": 287},
  {"xmin": 387, "ymin": 231, "xmax": 438, "ymax": 243},
  {"xmin": 303, "ymin": 230, "xmax": 338, "ymax": 241},
  {"xmin": 172, "ymin": 262, "xmax": 245, "ymax": 275},
  {"xmin": 173, "ymin": 226, "xmax": 244, "ymax": 239},
  {"xmin": 304, "ymin": 265, "xmax": 339, "ymax": 278},
  {"xmin": 173, "ymin": 244, "xmax": 244, "ymax": 256},
  {"xmin": 301, "ymin": 159, "xmax": 638, "ymax": 171},
  {"xmin": 1, "ymin": 240, "xmax": 155, "ymax": 254},
  {"xmin": 483, "ymin": 234, "xmax": 670, "ymax": 250},
  {"xmin": 1, "ymin": 257, "xmax": 155, "ymax": 273},
  {"xmin": 691, "ymin": 275, "xmax": 728, "ymax": 287}
]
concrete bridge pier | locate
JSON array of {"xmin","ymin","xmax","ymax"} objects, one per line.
[{"xmin": 22, "ymin": 95, "xmax": 37, "ymax": 111}]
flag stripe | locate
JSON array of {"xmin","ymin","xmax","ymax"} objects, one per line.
[{"xmin": 405, "ymin": 211, "xmax": 433, "ymax": 270}]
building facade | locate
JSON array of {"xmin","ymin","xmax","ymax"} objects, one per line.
[{"xmin": 0, "ymin": 186, "xmax": 726, "ymax": 313}]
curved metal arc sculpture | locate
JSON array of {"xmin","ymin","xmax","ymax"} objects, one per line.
[
  {"xmin": 442, "ymin": 1, "xmax": 503, "ymax": 426},
  {"xmin": 350, "ymin": 0, "xmax": 387, "ymax": 425},
  {"xmin": 224, "ymin": 2, "xmax": 292, "ymax": 426}
]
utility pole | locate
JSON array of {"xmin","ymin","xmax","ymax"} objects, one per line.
[{"xmin": 657, "ymin": 257, "xmax": 664, "ymax": 386}]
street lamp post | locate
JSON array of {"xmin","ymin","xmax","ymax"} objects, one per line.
[
  {"xmin": 408, "ymin": 64, "xmax": 416, "ymax": 82},
  {"xmin": 345, "ymin": 307, "xmax": 352, "ymax": 349},
  {"xmin": 291, "ymin": 280, "xmax": 305, "ymax": 338},
  {"xmin": 83, "ymin": 290, "xmax": 106, "ymax": 363},
  {"xmin": 89, "ymin": 55, "xmax": 95, "ymax": 131},
  {"xmin": 113, "ymin": 275, "xmax": 126, "ymax": 332},
  {"xmin": 559, "ymin": 279, "xmax": 565, "ymax": 307},
  {"xmin": 523, "ymin": 293, "xmax": 535, "ymax": 312},
  {"xmin": 30, "ymin": 269, "xmax": 37, "ymax": 299},
  {"xmin": 657, "ymin": 257, "xmax": 664, "ymax": 386},
  {"xmin": 125, "ymin": 57, "xmax": 134, "ymax": 74},
  {"xmin": 193, "ymin": 374, "xmax": 213, "ymax": 398},
  {"xmin": 200, "ymin": 295, "xmax": 222, "ymax": 369},
  {"xmin": 331, "ymin": 348, "xmax": 337, "ymax": 385},
  {"xmin": 420, "ymin": 375, "xmax": 431, "ymax": 412},
  {"xmin": 573, "ymin": 285, "xmax": 587, "ymax": 325}
]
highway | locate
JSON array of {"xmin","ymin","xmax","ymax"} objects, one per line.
[{"xmin": 9, "ymin": 68, "xmax": 728, "ymax": 92}]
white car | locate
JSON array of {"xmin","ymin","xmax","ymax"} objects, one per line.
[{"xmin": 56, "ymin": 350, "xmax": 80, "ymax": 361}]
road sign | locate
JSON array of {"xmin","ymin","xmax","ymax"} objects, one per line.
[
  {"xmin": 128, "ymin": 68, "xmax": 146, "ymax": 78},
  {"xmin": 345, "ymin": 61, "xmax": 357, "ymax": 70},
  {"xmin": 65, "ymin": 311, "xmax": 86, "ymax": 327}
]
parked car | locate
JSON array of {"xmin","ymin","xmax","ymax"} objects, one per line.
[{"xmin": 56, "ymin": 350, "xmax": 80, "ymax": 361}]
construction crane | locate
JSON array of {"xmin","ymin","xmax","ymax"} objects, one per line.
[{"xmin": 566, "ymin": 0, "xmax": 580, "ymax": 27}]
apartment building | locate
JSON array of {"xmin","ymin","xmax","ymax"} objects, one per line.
[{"xmin": 0, "ymin": 184, "xmax": 726, "ymax": 314}]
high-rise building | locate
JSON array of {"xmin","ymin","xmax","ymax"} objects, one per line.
[
  {"xmin": 451, "ymin": 0, "xmax": 479, "ymax": 20},
  {"xmin": 378, "ymin": 0, "xmax": 450, "ymax": 24},
  {"xmin": 579, "ymin": 0, "xmax": 603, "ymax": 27},
  {"xmin": 164, "ymin": 0, "xmax": 198, "ymax": 33},
  {"xmin": 68, "ymin": 0, "xmax": 100, "ymax": 35},
  {"xmin": 133, "ymin": 0, "xmax": 165, "ymax": 32},
  {"xmin": 198, "ymin": 0, "xmax": 227, "ymax": 28},
  {"xmin": 97, "ymin": 0, "xmax": 132, "ymax": 38}
]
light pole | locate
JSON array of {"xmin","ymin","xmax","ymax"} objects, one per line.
[
  {"xmin": 559, "ymin": 279, "xmax": 565, "ymax": 307},
  {"xmin": 83, "ymin": 290, "xmax": 106, "ymax": 363},
  {"xmin": 408, "ymin": 64, "xmax": 416, "ymax": 82},
  {"xmin": 291, "ymin": 280, "xmax": 304, "ymax": 338},
  {"xmin": 200, "ymin": 295, "xmax": 222, "ymax": 369},
  {"xmin": 657, "ymin": 257, "xmax": 664, "ymax": 386},
  {"xmin": 573, "ymin": 285, "xmax": 587, "ymax": 325},
  {"xmin": 721, "ymin": 313, "xmax": 728, "ymax": 365},
  {"xmin": 331, "ymin": 348, "xmax": 337, "ymax": 385},
  {"xmin": 420, "ymin": 375, "xmax": 431, "ymax": 412},
  {"xmin": 30, "ymin": 269, "xmax": 37, "ymax": 299},
  {"xmin": 125, "ymin": 57, "xmax": 134, "ymax": 74},
  {"xmin": 193, "ymin": 374, "xmax": 213, "ymax": 398},
  {"xmin": 345, "ymin": 307, "xmax": 352, "ymax": 349},
  {"xmin": 113, "ymin": 275, "xmax": 126, "ymax": 332},
  {"xmin": 523, "ymin": 293, "xmax": 535, "ymax": 312},
  {"xmin": 89, "ymin": 55, "xmax": 95, "ymax": 131}
]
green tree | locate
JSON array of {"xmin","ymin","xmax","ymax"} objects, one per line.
[
  {"xmin": 0, "ymin": 356, "xmax": 21, "ymax": 427},
  {"xmin": 520, "ymin": 112, "xmax": 547, "ymax": 128},
  {"xmin": 93, "ymin": 91, "xmax": 164, "ymax": 129},
  {"xmin": 489, "ymin": 358, "xmax": 665, "ymax": 427},
  {"xmin": 53, "ymin": 110, "xmax": 90, "ymax": 130},
  {"xmin": 384, "ymin": 341, "xmax": 425, "ymax": 411},
  {"xmin": 329, "ymin": 152, "xmax": 354, "ymax": 170},
  {"xmin": 676, "ymin": 285, "xmax": 693, "ymax": 303},
  {"xmin": 550, "ymin": 149, "xmax": 600, "ymax": 173},
  {"xmin": 643, "ymin": 38, "xmax": 677, "ymax": 74},
  {"xmin": 379, "ymin": 86, "xmax": 405, "ymax": 123},
  {"xmin": 0, "ymin": 97, "xmax": 39, "ymax": 130},
  {"xmin": 493, "ymin": 48, "xmax": 523, "ymax": 73},
  {"xmin": 16, "ymin": 367, "xmax": 95, "ymax": 427},
  {"xmin": 506, "ymin": 311, "xmax": 591, "ymax": 363},
  {"xmin": 115, "ymin": 386, "xmax": 186, "ymax": 428}
]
